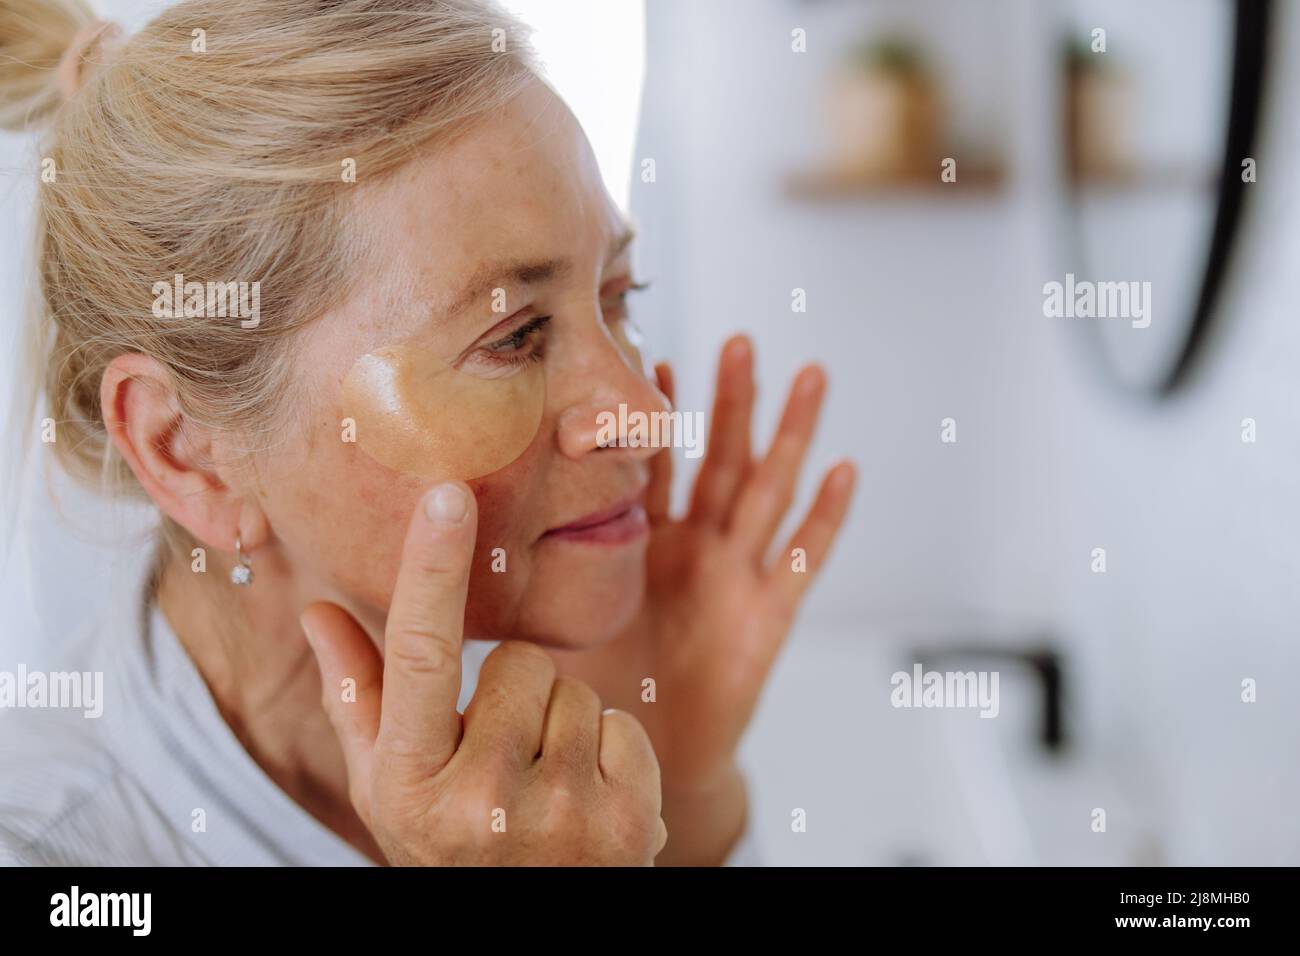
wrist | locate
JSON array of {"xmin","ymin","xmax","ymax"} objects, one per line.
[
  {"xmin": 656, "ymin": 762, "xmax": 749, "ymax": 866},
  {"xmin": 662, "ymin": 760, "xmax": 746, "ymax": 802}
]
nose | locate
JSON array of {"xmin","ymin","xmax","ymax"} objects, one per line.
[{"xmin": 556, "ymin": 327, "xmax": 670, "ymax": 461}]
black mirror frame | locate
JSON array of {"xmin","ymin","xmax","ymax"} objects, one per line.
[{"xmin": 1066, "ymin": 0, "xmax": 1272, "ymax": 398}]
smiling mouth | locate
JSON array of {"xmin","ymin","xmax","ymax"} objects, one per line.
[{"xmin": 542, "ymin": 493, "xmax": 650, "ymax": 545}]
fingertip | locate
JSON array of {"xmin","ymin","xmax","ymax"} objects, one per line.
[
  {"xmin": 299, "ymin": 609, "xmax": 317, "ymax": 647},
  {"xmin": 798, "ymin": 363, "xmax": 828, "ymax": 395},
  {"xmin": 827, "ymin": 459, "xmax": 857, "ymax": 494},
  {"xmin": 299, "ymin": 604, "xmax": 351, "ymax": 683},
  {"xmin": 653, "ymin": 362, "xmax": 675, "ymax": 403},
  {"xmin": 300, "ymin": 603, "xmax": 330, "ymax": 652},
  {"xmin": 422, "ymin": 481, "xmax": 468, "ymax": 525},
  {"xmin": 723, "ymin": 333, "xmax": 753, "ymax": 364},
  {"xmin": 301, "ymin": 599, "xmax": 356, "ymax": 649}
]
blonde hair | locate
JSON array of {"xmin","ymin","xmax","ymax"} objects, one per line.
[{"xmin": 1, "ymin": 0, "xmax": 538, "ymax": 552}]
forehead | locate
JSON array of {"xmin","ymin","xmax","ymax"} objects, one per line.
[{"xmin": 354, "ymin": 82, "xmax": 627, "ymax": 318}]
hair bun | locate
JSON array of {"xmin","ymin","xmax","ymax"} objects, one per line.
[
  {"xmin": 0, "ymin": 0, "xmax": 119, "ymax": 132},
  {"xmin": 54, "ymin": 18, "xmax": 121, "ymax": 101}
]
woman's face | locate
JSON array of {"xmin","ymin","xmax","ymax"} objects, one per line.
[{"xmin": 253, "ymin": 80, "xmax": 666, "ymax": 648}]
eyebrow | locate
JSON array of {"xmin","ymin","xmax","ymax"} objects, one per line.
[{"xmin": 441, "ymin": 226, "xmax": 637, "ymax": 319}]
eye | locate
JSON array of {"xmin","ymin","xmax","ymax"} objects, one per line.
[
  {"xmin": 605, "ymin": 279, "xmax": 651, "ymax": 317},
  {"xmin": 461, "ymin": 314, "xmax": 552, "ymax": 377},
  {"xmin": 486, "ymin": 315, "xmax": 550, "ymax": 353}
]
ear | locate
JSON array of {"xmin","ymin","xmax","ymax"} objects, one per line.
[{"xmin": 100, "ymin": 353, "xmax": 269, "ymax": 553}]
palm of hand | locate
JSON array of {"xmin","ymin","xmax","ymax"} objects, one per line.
[{"xmin": 549, "ymin": 335, "xmax": 856, "ymax": 794}]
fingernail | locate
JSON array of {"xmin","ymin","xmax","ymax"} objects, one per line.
[
  {"xmin": 602, "ymin": 707, "xmax": 620, "ymax": 716},
  {"xmin": 426, "ymin": 482, "xmax": 468, "ymax": 526}
]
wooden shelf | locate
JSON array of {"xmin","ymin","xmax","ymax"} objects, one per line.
[
  {"xmin": 784, "ymin": 162, "xmax": 1007, "ymax": 200},
  {"xmin": 1069, "ymin": 164, "xmax": 1219, "ymax": 194}
]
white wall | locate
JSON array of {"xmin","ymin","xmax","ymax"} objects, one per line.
[
  {"xmin": 3, "ymin": 0, "xmax": 1296, "ymax": 865},
  {"xmin": 634, "ymin": 0, "xmax": 1300, "ymax": 864}
]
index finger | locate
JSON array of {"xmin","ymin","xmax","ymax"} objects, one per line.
[{"xmin": 377, "ymin": 481, "xmax": 477, "ymax": 778}]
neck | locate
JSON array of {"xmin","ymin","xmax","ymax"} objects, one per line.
[{"xmin": 155, "ymin": 548, "xmax": 386, "ymax": 865}]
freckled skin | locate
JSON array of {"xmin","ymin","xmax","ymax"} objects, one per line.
[{"xmin": 247, "ymin": 80, "xmax": 664, "ymax": 651}]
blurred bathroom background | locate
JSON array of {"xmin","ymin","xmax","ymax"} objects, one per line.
[{"xmin": 3, "ymin": 0, "xmax": 1297, "ymax": 865}]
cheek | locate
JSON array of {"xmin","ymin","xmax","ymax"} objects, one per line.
[
  {"xmin": 257, "ymin": 415, "xmax": 424, "ymax": 616},
  {"xmin": 257, "ymin": 390, "xmax": 551, "ymax": 638},
  {"xmin": 334, "ymin": 471, "xmax": 425, "ymax": 608},
  {"xmin": 460, "ymin": 459, "xmax": 547, "ymax": 638}
]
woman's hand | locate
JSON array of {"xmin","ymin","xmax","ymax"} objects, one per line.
[
  {"xmin": 300, "ymin": 483, "xmax": 667, "ymax": 866},
  {"xmin": 550, "ymin": 335, "xmax": 857, "ymax": 861}
]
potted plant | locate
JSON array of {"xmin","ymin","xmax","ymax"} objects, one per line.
[
  {"xmin": 1064, "ymin": 36, "xmax": 1134, "ymax": 182},
  {"xmin": 827, "ymin": 36, "xmax": 939, "ymax": 182}
]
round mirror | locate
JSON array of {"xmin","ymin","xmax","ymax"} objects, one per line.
[{"xmin": 1059, "ymin": 0, "xmax": 1269, "ymax": 395}]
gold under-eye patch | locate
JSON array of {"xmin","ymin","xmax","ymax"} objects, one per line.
[{"xmin": 341, "ymin": 345, "xmax": 545, "ymax": 481}]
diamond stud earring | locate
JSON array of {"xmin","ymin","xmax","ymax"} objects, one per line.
[{"xmin": 231, "ymin": 535, "xmax": 253, "ymax": 586}]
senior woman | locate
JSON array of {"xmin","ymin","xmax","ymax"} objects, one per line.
[{"xmin": 0, "ymin": 0, "xmax": 855, "ymax": 866}]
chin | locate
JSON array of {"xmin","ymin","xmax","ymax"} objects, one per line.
[{"xmin": 514, "ymin": 552, "xmax": 648, "ymax": 650}]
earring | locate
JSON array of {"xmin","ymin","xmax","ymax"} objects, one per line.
[{"xmin": 231, "ymin": 535, "xmax": 253, "ymax": 586}]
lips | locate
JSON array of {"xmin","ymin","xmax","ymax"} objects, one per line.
[{"xmin": 543, "ymin": 491, "xmax": 650, "ymax": 545}]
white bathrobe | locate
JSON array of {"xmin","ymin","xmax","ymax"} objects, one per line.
[{"xmin": 0, "ymin": 542, "xmax": 761, "ymax": 867}]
